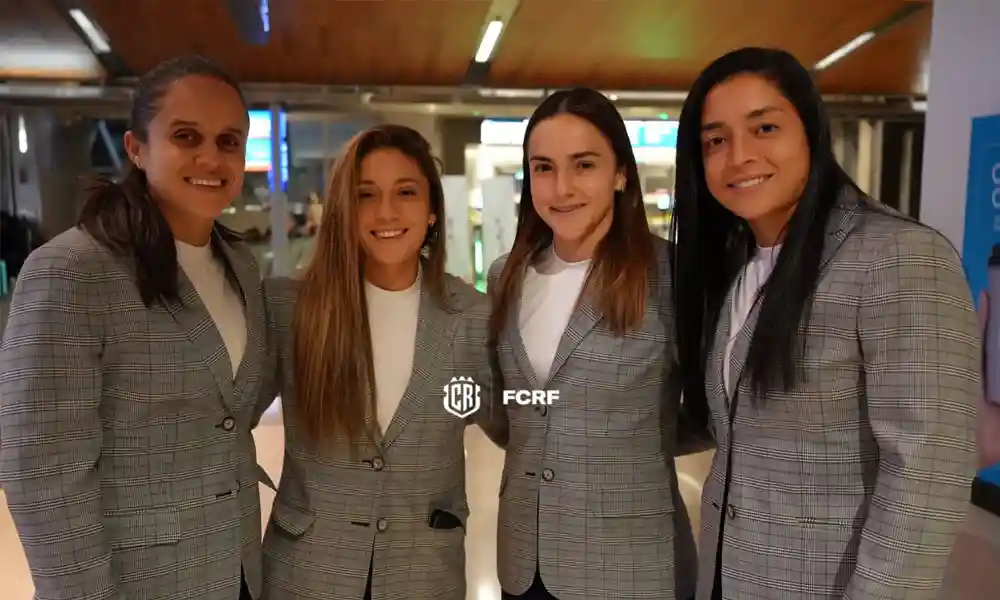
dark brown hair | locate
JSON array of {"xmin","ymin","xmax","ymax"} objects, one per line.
[
  {"xmin": 489, "ymin": 88, "xmax": 655, "ymax": 341},
  {"xmin": 293, "ymin": 124, "xmax": 448, "ymax": 447},
  {"xmin": 77, "ymin": 55, "xmax": 246, "ymax": 306}
]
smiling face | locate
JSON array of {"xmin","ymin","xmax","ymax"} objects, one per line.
[
  {"xmin": 356, "ymin": 147, "xmax": 435, "ymax": 287},
  {"xmin": 700, "ymin": 73, "xmax": 810, "ymax": 245},
  {"xmin": 124, "ymin": 75, "xmax": 248, "ymax": 235},
  {"xmin": 526, "ymin": 113, "xmax": 624, "ymax": 261}
]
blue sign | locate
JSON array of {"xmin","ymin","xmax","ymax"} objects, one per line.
[
  {"xmin": 962, "ymin": 113, "xmax": 1000, "ymax": 302},
  {"xmin": 246, "ymin": 109, "xmax": 289, "ymax": 192}
]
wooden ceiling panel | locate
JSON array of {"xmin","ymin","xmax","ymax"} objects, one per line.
[
  {"xmin": 0, "ymin": 0, "xmax": 104, "ymax": 80},
  {"xmin": 83, "ymin": 0, "xmax": 491, "ymax": 86},
  {"xmin": 488, "ymin": 0, "xmax": 921, "ymax": 93},
  {"xmin": 817, "ymin": 6, "xmax": 932, "ymax": 95}
]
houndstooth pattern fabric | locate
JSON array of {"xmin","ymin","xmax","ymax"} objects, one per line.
[
  {"xmin": 696, "ymin": 190, "xmax": 981, "ymax": 600},
  {"xmin": 0, "ymin": 226, "xmax": 269, "ymax": 600},
  {"xmin": 258, "ymin": 272, "xmax": 492, "ymax": 600},
  {"xmin": 487, "ymin": 236, "xmax": 699, "ymax": 600}
]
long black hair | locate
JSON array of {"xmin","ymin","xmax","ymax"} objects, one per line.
[
  {"xmin": 671, "ymin": 47, "xmax": 857, "ymax": 413},
  {"xmin": 77, "ymin": 55, "xmax": 246, "ymax": 307}
]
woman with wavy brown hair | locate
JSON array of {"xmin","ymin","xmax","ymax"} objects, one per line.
[
  {"xmin": 485, "ymin": 87, "xmax": 705, "ymax": 600},
  {"xmin": 257, "ymin": 124, "xmax": 499, "ymax": 600}
]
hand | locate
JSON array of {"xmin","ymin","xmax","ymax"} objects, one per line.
[{"xmin": 978, "ymin": 291, "xmax": 1000, "ymax": 468}]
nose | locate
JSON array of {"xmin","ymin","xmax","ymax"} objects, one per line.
[
  {"xmin": 555, "ymin": 169, "xmax": 575, "ymax": 199},
  {"xmin": 374, "ymin": 196, "xmax": 399, "ymax": 221},
  {"xmin": 194, "ymin": 144, "xmax": 224, "ymax": 169},
  {"xmin": 726, "ymin": 131, "xmax": 755, "ymax": 167}
]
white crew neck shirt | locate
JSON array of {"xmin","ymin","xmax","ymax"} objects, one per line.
[
  {"xmin": 518, "ymin": 250, "xmax": 592, "ymax": 383},
  {"xmin": 366, "ymin": 271, "xmax": 422, "ymax": 435},
  {"xmin": 176, "ymin": 240, "xmax": 247, "ymax": 377},
  {"xmin": 723, "ymin": 245, "xmax": 781, "ymax": 394}
]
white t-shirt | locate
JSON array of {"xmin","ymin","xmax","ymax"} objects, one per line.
[
  {"xmin": 176, "ymin": 241, "xmax": 247, "ymax": 378},
  {"xmin": 723, "ymin": 245, "xmax": 781, "ymax": 394},
  {"xmin": 366, "ymin": 272, "xmax": 422, "ymax": 434},
  {"xmin": 518, "ymin": 250, "xmax": 592, "ymax": 384}
]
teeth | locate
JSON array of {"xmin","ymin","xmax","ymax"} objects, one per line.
[
  {"xmin": 732, "ymin": 176, "xmax": 767, "ymax": 189},
  {"xmin": 374, "ymin": 229, "xmax": 405, "ymax": 239},
  {"xmin": 189, "ymin": 178, "xmax": 224, "ymax": 187}
]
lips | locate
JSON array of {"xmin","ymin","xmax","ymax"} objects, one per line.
[
  {"xmin": 550, "ymin": 204, "xmax": 585, "ymax": 214},
  {"xmin": 727, "ymin": 174, "xmax": 773, "ymax": 189}
]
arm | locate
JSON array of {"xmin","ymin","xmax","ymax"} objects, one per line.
[
  {"xmin": 251, "ymin": 276, "xmax": 292, "ymax": 430},
  {"xmin": 455, "ymin": 292, "xmax": 508, "ymax": 448},
  {"xmin": 848, "ymin": 228, "xmax": 980, "ymax": 599},
  {"xmin": 0, "ymin": 249, "xmax": 119, "ymax": 600}
]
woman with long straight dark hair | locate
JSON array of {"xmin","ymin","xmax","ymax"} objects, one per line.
[
  {"xmin": 486, "ymin": 87, "xmax": 704, "ymax": 600},
  {"xmin": 671, "ymin": 47, "xmax": 980, "ymax": 600},
  {"xmin": 0, "ymin": 56, "xmax": 269, "ymax": 600},
  {"xmin": 258, "ymin": 125, "xmax": 497, "ymax": 600}
]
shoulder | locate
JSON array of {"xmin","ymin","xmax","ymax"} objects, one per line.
[
  {"xmin": 19, "ymin": 227, "xmax": 122, "ymax": 284},
  {"xmin": 487, "ymin": 253, "xmax": 509, "ymax": 283},
  {"xmin": 263, "ymin": 276, "xmax": 301, "ymax": 305},
  {"xmin": 848, "ymin": 205, "xmax": 961, "ymax": 269},
  {"xmin": 442, "ymin": 274, "xmax": 489, "ymax": 317}
]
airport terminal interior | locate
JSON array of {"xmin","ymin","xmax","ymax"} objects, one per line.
[{"xmin": 2, "ymin": 0, "xmax": 1000, "ymax": 598}]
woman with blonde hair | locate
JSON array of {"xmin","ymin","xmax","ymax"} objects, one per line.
[{"xmin": 257, "ymin": 124, "xmax": 502, "ymax": 600}]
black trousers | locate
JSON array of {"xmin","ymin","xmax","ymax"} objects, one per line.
[
  {"xmin": 239, "ymin": 568, "xmax": 252, "ymax": 600},
  {"xmin": 501, "ymin": 569, "xmax": 557, "ymax": 599},
  {"xmin": 363, "ymin": 557, "xmax": 374, "ymax": 600},
  {"xmin": 500, "ymin": 568, "xmax": 696, "ymax": 600}
]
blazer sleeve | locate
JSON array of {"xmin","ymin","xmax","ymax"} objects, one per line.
[
  {"xmin": 465, "ymin": 258, "xmax": 510, "ymax": 448},
  {"xmin": 253, "ymin": 276, "xmax": 296, "ymax": 429},
  {"xmin": 850, "ymin": 227, "xmax": 980, "ymax": 599},
  {"xmin": 0, "ymin": 248, "xmax": 119, "ymax": 599}
]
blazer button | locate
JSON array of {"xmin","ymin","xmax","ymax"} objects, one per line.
[
  {"xmin": 221, "ymin": 417, "xmax": 235, "ymax": 431},
  {"xmin": 376, "ymin": 518, "xmax": 389, "ymax": 532},
  {"xmin": 542, "ymin": 468, "xmax": 554, "ymax": 481},
  {"xmin": 372, "ymin": 457, "xmax": 385, "ymax": 471},
  {"xmin": 727, "ymin": 504, "xmax": 736, "ymax": 519}
]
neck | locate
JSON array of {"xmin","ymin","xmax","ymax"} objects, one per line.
[
  {"xmin": 159, "ymin": 204, "xmax": 214, "ymax": 246},
  {"xmin": 365, "ymin": 259, "xmax": 419, "ymax": 291},
  {"xmin": 552, "ymin": 209, "xmax": 612, "ymax": 263},
  {"xmin": 747, "ymin": 206, "xmax": 795, "ymax": 248}
]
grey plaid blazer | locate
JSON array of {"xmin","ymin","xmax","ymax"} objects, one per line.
[
  {"xmin": 0, "ymin": 227, "xmax": 269, "ymax": 600},
  {"xmin": 487, "ymin": 235, "xmax": 699, "ymax": 600},
  {"xmin": 258, "ymin": 273, "xmax": 492, "ymax": 600},
  {"xmin": 697, "ymin": 191, "xmax": 980, "ymax": 600}
]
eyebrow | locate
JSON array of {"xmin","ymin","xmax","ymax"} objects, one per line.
[
  {"xmin": 528, "ymin": 151, "xmax": 601, "ymax": 162},
  {"xmin": 169, "ymin": 119, "xmax": 245, "ymax": 135},
  {"xmin": 701, "ymin": 105, "xmax": 784, "ymax": 132},
  {"xmin": 359, "ymin": 177, "xmax": 420, "ymax": 185}
]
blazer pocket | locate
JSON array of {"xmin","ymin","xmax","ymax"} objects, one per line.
[
  {"xmin": 105, "ymin": 506, "xmax": 181, "ymax": 551},
  {"xmin": 271, "ymin": 500, "xmax": 316, "ymax": 539}
]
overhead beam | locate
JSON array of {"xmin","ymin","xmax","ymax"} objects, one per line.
[
  {"xmin": 224, "ymin": 0, "xmax": 271, "ymax": 46},
  {"xmin": 51, "ymin": 0, "xmax": 133, "ymax": 80}
]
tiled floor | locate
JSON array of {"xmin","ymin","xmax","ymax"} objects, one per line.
[{"xmin": 0, "ymin": 405, "xmax": 996, "ymax": 599}]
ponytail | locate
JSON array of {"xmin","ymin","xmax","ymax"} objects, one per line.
[{"xmin": 77, "ymin": 163, "xmax": 179, "ymax": 306}]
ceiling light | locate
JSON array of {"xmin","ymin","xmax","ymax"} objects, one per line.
[
  {"xmin": 475, "ymin": 20, "xmax": 504, "ymax": 63},
  {"xmin": 814, "ymin": 31, "xmax": 875, "ymax": 71}
]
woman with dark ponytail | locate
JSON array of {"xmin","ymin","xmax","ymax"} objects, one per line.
[{"xmin": 0, "ymin": 56, "xmax": 269, "ymax": 600}]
